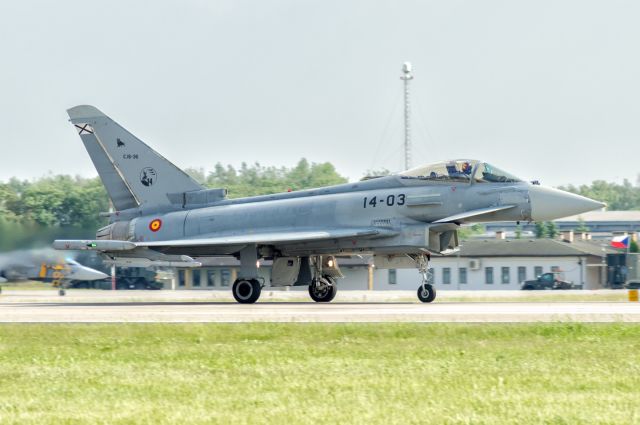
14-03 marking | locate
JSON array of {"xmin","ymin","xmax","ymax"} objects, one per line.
[{"xmin": 363, "ymin": 194, "xmax": 406, "ymax": 208}]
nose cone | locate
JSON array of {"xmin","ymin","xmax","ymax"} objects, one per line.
[
  {"xmin": 69, "ymin": 265, "xmax": 109, "ymax": 281},
  {"xmin": 529, "ymin": 185, "xmax": 606, "ymax": 221}
]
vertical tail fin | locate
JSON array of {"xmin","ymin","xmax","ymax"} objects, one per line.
[{"xmin": 67, "ymin": 105, "xmax": 203, "ymax": 210}]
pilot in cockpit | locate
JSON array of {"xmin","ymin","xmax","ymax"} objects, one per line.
[
  {"xmin": 447, "ymin": 162, "xmax": 473, "ymax": 179},
  {"xmin": 462, "ymin": 162, "xmax": 472, "ymax": 175}
]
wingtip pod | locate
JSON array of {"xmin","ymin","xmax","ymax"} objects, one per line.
[{"xmin": 67, "ymin": 105, "xmax": 106, "ymax": 121}]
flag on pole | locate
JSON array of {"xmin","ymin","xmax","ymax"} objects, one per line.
[{"xmin": 611, "ymin": 235, "xmax": 630, "ymax": 249}]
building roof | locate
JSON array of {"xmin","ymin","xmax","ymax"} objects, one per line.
[
  {"xmin": 459, "ymin": 239, "xmax": 617, "ymax": 258},
  {"xmin": 485, "ymin": 210, "xmax": 640, "ymax": 238},
  {"xmin": 555, "ymin": 210, "xmax": 640, "ymax": 223}
]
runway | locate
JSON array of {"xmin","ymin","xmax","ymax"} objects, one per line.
[{"xmin": 1, "ymin": 290, "xmax": 639, "ymax": 323}]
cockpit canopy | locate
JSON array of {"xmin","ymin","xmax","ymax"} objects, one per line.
[{"xmin": 400, "ymin": 160, "xmax": 522, "ymax": 183}]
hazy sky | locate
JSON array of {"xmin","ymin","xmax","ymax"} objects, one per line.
[{"xmin": 1, "ymin": 0, "xmax": 638, "ymax": 187}]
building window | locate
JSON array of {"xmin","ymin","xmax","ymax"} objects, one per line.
[
  {"xmin": 207, "ymin": 270, "xmax": 216, "ymax": 287},
  {"xmin": 192, "ymin": 269, "xmax": 201, "ymax": 287},
  {"xmin": 443, "ymin": 268, "xmax": 451, "ymax": 284},
  {"xmin": 428, "ymin": 268, "xmax": 435, "ymax": 285},
  {"xmin": 221, "ymin": 269, "xmax": 231, "ymax": 287},
  {"xmin": 534, "ymin": 266, "xmax": 543, "ymax": 278},
  {"xmin": 459, "ymin": 267, "xmax": 467, "ymax": 284},
  {"xmin": 178, "ymin": 270, "xmax": 185, "ymax": 287},
  {"xmin": 388, "ymin": 269, "xmax": 397, "ymax": 285},
  {"xmin": 501, "ymin": 267, "xmax": 510, "ymax": 284},
  {"xmin": 518, "ymin": 266, "xmax": 526, "ymax": 283},
  {"xmin": 485, "ymin": 267, "xmax": 494, "ymax": 284}
]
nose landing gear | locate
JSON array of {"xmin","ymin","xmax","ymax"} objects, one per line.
[
  {"xmin": 417, "ymin": 283, "xmax": 436, "ymax": 303},
  {"xmin": 413, "ymin": 254, "xmax": 436, "ymax": 303}
]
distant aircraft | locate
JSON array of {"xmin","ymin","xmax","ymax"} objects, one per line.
[
  {"xmin": 54, "ymin": 105, "xmax": 605, "ymax": 303},
  {"xmin": 0, "ymin": 249, "xmax": 109, "ymax": 295}
]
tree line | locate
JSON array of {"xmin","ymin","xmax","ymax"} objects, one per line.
[
  {"xmin": 184, "ymin": 159, "xmax": 347, "ymax": 198},
  {"xmin": 0, "ymin": 163, "xmax": 637, "ymax": 251},
  {"xmin": 0, "ymin": 160, "xmax": 346, "ymax": 250},
  {"xmin": 560, "ymin": 179, "xmax": 640, "ymax": 211}
]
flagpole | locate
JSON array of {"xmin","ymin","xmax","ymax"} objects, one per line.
[{"xmin": 626, "ymin": 234, "xmax": 631, "ymax": 287}]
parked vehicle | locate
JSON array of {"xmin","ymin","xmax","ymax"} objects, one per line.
[{"xmin": 521, "ymin": 272, "xmax": 581, "ymax": 290}]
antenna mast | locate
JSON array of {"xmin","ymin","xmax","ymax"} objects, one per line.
[{"xmin": 400, "ymin": 62, "xmax": 414, "ymax": 170}]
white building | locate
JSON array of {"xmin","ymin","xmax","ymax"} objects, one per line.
[
  {"xmin": 361, "ymin": 237, "xmax": 616, "ymax": 291},
  {"xmin": 172, "ymin": 235, "xmax": 617, "ymax": 291}
]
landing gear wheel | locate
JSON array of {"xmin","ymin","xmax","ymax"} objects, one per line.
[
  {"xmin": 232, "ymin": 279, "xmax": 261, "ymax": 304},
  {"xmin": 417, "ymin": 284, "xmax": 436, "ymax": 303},
  {"xmin": 309, "ymin": 277, "xmax": 337, "ymax": 303},
  {"xmin": 58, "ymin": 289, "xmax": 66, "ymax": 296}
]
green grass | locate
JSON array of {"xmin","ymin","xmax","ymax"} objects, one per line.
[{"xmin": 0, "ymin": 324, "xmax": 639, "ymax": 424}]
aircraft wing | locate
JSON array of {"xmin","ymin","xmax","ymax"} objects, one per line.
[
  {"xmin": 139, "ymin": 228, "xmax": 396, "ymax": 248},
  {"xmin": 54, "ymin": 227, "xmax": 398, "ymax": 252},
  {"xmin": 433, "ymin": 205, "xmax": 516, "ymax": 224}
]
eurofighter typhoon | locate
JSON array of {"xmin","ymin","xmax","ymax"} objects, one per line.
[{"xmin": 54, "ymin": 106, "xmax": 605, "ymax": 303}]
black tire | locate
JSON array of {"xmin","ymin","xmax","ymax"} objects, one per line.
[
  {"xmin": 417, "ymin": 284, "xmax": 436, "ymax": 303},
  {"xmin": 309, "ymin": 277, "xmax": 337, "ymax": 303},
  {"xmin": 232, "ymin": 279, "xmax": 262, "ymax": 304}
]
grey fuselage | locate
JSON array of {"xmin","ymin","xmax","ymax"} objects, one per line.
[{"xmin": 101, "ymin": 175, "xmax": 530, "ymax": 258}]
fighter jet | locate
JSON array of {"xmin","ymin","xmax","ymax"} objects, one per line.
[
  {"xmin": 54, "ymin": 105, "xmax": 605, "ymax": 303},
  {"xmin": 0, "ymin": 249, "xmax": 109, "ymax": 295}
]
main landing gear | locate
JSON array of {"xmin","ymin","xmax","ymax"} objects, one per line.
[
  {"xmin": 414, "ymin": 254, "xmax": 436, "ymax": 303},
  {"xmin": 308, "ymin": 256, "xmax": 338, "ymax": 303},
  {"xmin": 309, "ymin": 276, "xmax": 337, "ymax": 303},
  {"xmin": 231, "ymin": 245, "xmax": 263, "ymax": 304},
  {"xmin": 229, "ymin": 250, "xmax": 341, "ymax": 304},
  {"xmin": 232, "ymin": 279, "xmax": 261, "ymax": 304}
]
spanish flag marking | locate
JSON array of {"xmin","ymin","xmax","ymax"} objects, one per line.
[{"xmin": 149, "ymin": 219, "xmax": 162, "ymax": 232}]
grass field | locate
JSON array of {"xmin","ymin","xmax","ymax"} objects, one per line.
[{"xmin": 0, "ymin": 324, "xmax": 639, "ymax": 424}]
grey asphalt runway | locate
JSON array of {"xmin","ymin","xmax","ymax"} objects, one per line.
[{"xmin": 1, "ymin": 289, "xmax": 639, "ymax": 323}]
